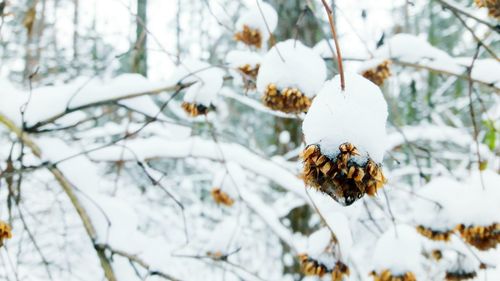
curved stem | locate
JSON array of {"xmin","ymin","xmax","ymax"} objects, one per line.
[{"xmin": 321, "ymin": 0, "xmax": 345, "ymax": 91}]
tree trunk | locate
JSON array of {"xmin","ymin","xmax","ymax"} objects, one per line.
[{"xmin": 132, "ymin": 0, "xmax": 147, "ymax": 76}]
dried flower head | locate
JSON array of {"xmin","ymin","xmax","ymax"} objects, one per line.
[
  {"xmin": 331, "ymin": 261, "xmax": 350, "ymax": 281},
  {"xmin": 181, "ymin": 102, "xmax": 212, "ymax": 117},
  {"xmin": 0, "ymin": 221, "xmax": 12, "ymax": 247},
  {"xmin": 362, "ymin": 60, "xmax": 391, "ymax": 86},
  {"xmin": 211, "ymin": 187, "xmax": 235, "ymax": 207},
  {"xmin": 456, "ymin": 223, "xmax": 500, "ymax": 251},
  {"xmin": 370, "ymin": 270, "xmax": 417, "ymax": 281},
  {"xmin": 416, "ymin": 225, "xmax": 454, "ymax": 241},
  {"xmin": 234, "ymin": 25, "xmax": 262, "ymax": 48},
  {"xmin": 238, "ymin": 64, "xmax": 260, "ymax": 90},
  {"xmin": 298, "ymin": 254, "xmax": 329, "ymax": 277},
  {"xmin": 474, "ymin": 0, "xmax": 500, "ymax": 19},
  {"xmin": 298, "ymin": 254, "xmax": 349, "ymax": 280},
  {"xmin": 262, "ymin": 84, "xmax": 312, "ymax": 113},
  {"xmin": 301, "ymin": 143, "xmax": 386, "ymax": 206},
  {"xmin": 445, "ymin": 270, "xmax": 477, "ymax": 281},
  {"xmin": 430, "ymin": 249, "xmax": 443, "ymax": 261}
]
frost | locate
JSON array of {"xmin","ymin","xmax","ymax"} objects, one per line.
[
  {"xmin": 302, "ymin": 73, "xmax": 388, "ymax": 163},
  {"xmin": 256, "ymin": 39, "xmax": 327, "ymax": 98}
]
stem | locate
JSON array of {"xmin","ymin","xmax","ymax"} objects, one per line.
[{"xmin": 321, "ymin": 0, "xmax": 345, "ymax": 91}]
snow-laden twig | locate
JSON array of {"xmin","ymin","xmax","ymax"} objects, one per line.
[{"xmin": 0, "ymin": 113, "xmax": 118, "ymax": 281}]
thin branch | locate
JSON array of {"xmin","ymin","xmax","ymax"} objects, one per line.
[{"xmin": 321, "ymin": 0, "xmax": 345, "ymax": 91}]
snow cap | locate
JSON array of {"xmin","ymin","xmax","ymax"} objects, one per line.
[
  {"xmin": 236, "ymin": 1, "xmax": 277, "ymax": 41},
  {"xmin": 257, "ymin": 39, "xmax": 327, "ymax": 98},
  {"xmin": 171, "ymin": 59, "xmax": 224, "ymax": 107},
  {"xmin": 302, "ymin": 73, "xmax": 388, "ymax": 163}
]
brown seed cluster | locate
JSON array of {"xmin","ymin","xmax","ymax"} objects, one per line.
[
  {"xmin": 211, "ymin": 187, "xmax": 235, "ymax": 207},
  {"xmin": 0, "ymin": 221, "xmax": 12, "ymax": 247},
  {"xmin": 301, "ymin": 143, "xmax": 386, "ymax": 206},
  {"xmin": 262, "ymin": 84, "xmax": 312, "ymax": 113},
  {"xmin": 370, "ymin": 270, "xmax": 417, "ymax": 281},
  {"xmin": 431, "ymin": 249, "xmax": 442, "ymax": 261},
  {"xmin": 416, "ymin": 225, "xmax": 453, "ymax": 241},
  {"xmin": 238, "ymin": 64, "xmax": 260, "ymax": 90},
  {"xmin": 456, "ymin": 223, "xmax": 500, "ymax": 251},
  {"xmin": 234, "ymin": 25, "xmax": 262, "ymax": 48},
  {"xmin": 445, "ymin": 270, "xmax": 477, "ymax": 281},
  {"xmin": 298, "ymin": 254, "xmax": 350, "ymax": 281},
  {"xmin": 181, "ymin": 102, "xmax": 211, "ymax": 117},
  {"xmin": 474, "ymin": 0, "xmax": 500, "ymax": 19},
  {"xmin": 362, "ymin": 60, "xmax": 391, "ymax": 86}
]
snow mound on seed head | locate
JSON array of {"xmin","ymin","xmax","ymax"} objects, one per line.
[
  {"xmin": 414, "ymin": 171, "xmax": 500, "ymax": 228},
  {"xmin": 302, "ymin": 73, "xmax": 388, "ymax": 163},
  {"xmin": 373, "ymin": 225, "xmax": 423, "ymax": 276},
  {"xmin": 236, "ymin": 1, "xmax": 277, "ymax": 41},
  {"xmin": 226, "ymin": 50, "xmax": 262, "ymax": 68},
  {"xmin": 171, "ymin": 59, "xmax": 224, "ymax": 107},
  {"xmin": 257, "ymin": 39, "xmax": 327, "ymax": 98}
]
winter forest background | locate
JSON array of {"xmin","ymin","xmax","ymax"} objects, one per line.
[{"xmin": 0, "ymin": 0, "xmax": 499, "ymax": 280}]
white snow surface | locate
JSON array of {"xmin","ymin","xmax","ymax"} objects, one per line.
[
  {"xmin": 256, "ymin": 39, "xmax": 327, "ymax": 98},
  {"xmin": 414, "ymin": 171, "xmax": 500, "ymax": 229},
  {"xmin": 226, "ymin": 50, "xmax": 262, "ymax": 68},
  {"xmin": 0, "ymin": 74, "xmax": 173, "ymax": 126},
  {"xmin": 372, "ymin": 225, "xmax": 423, "ymax": 276},
  {"xmin": 170, "ymin": 59, "xmax": 225, "ymax": 107},
  {"xmin": 236, "ymin": 1, "xmax": 277, "ymax": 41},
  {"xmin": 302, "ymin": 73, "xmax": 388, "ymax": 163}
]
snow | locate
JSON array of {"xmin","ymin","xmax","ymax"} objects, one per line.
[
  {"xmin": 236, "ymin": 1, "xmax": 278, "ymax": 41},
  {"xmin": 0, "ymin": 74, "xmax": 174, "ymax": 127},
  {"xmin": 279, "ymin": 131, "xmax": 291, "ymax": 144},
  {"xmin": 414, "ymin": 171, "xmax": 500, "ymax": 229},
  {"xmin": 302, "ymin": 73, "xmax": 388, "ymax": 163},
  {"xmin": 206, "ymin": 218, "xmax": 240, "ymax": 256},
  {"xmin": 170, "ymin": 59, "xmax": 225, "ymax": 107},
  {"xmin": 358, "ymin": 58, "xmax": 388, "ymax": 73},
  {"xmin": 226, "ymin": 50, "xmax": 262, "ymax": 68},
  {"xmin": 256, "ymin": 39, "xmax": 327, "ymax": 98},
  {"xmin": 313, "ymin": 39, "xmax": 370, "ymax": 60},
  {"xmin": 372, "ymin": 225, "xmax": 423, "ymax": 275}
]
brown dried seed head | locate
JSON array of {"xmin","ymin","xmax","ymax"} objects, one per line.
[
  {"xmin": 211, "ymin": 188, "xmax": 235, "ymax": 207},
  {"xmin": 0, "ymin": 221, "xmax": 12, "ymax": 247},
  {"xmin": 234, "ymin": 25, "xmax": 263, "ymax": 48},
  {"xmin": 262, "ymin": 84, "xmax": 312, "ymax": 113},
  {"xmin": 474, "ymin": 0, "xmax": 500, "ymax": 19},
  {"xmin": 455, "ymin": 223, "xmax": 500, "ymax": 250},
  {"xmin": 301, "ymin": 143, "xmax": 386, "ymax": 205},
  {"xmin": 362, "ymin": 60, "xmax": 392, "ymax": 86}
]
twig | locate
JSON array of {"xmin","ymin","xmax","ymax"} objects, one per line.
[
  {"xmin": 466, "ymin": 43, "xmax": 486, "ymax": 190},
  {"xmin": 435, "ymin": 0, "xmax": 500, "ymax": 33},
  {"xmin": 321, "ymin": 0, "xmax": 345, "ymax": 91},
  {"xmin": 255, "ymin": 0, "xmax": 284, "ymax": 61}
]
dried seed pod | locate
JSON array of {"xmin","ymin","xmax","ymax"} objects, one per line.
[
  {"xmin": 181, "ymin": 102, "xmax": 212, "ymax": 117},
  {"xmin": 455, "ymin": 223, "xmax": 500, "ymax": 251},
  {"xmin": 211, "ymin": 187, "xmax": 235, "ymax": 207},
  {"xmin": 234, "ymin": 25, "xmax": 262, "ymax": 48},
  {"xmin": 362, "ymin": 60, "xmax": 391, "ymax": 86},
  {"xmin": 0, "ymin": 221, "xmax": 12, "ymax": 247},
  {"xmin": 445, "ymin": 270, "xmax": 477, "ymax": 281},
  {"xmin": 370, "ymin": 270, "xmax": 417, "ymax": 281},
  {"xmin": 416, "ymin": 225, "xmax": 454, "ymax": 241},
  {"xmin": 474, "ymin": 0, "xmax": 500, "ymax": 19},
  {"xmin": 262, "ymin": 84, "xmax": 312, "ymax": 113},
  {"xmin": 238, "ymin": 64, "xmax": 260, "ymax": 90},
  {"xmin": 331, "ymin": 261, "xmax": 350, "ymax": 281},
  {"xmin": 301, "ymin": 143, "xmax": 386, "ymax": 206},
  {"xmin": 431, "ymin": 249, "xmax": 442, "ymax": 261},
  {"xmin": 298, "ymin": 254, "xmax": 329, "ymax": 277}
]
